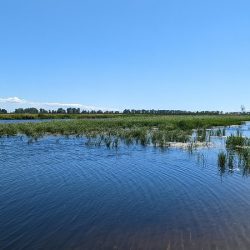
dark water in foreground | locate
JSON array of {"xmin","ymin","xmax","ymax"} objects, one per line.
[{"xmin": 1, "ymin": 123, "xmax": 250, "ymax": 249}]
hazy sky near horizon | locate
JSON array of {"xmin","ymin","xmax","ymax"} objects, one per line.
[{"xmin": 1, "ymin": 0, "xmax": 250, "ymax": 111}]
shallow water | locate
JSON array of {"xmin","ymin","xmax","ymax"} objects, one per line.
[
  {"xmin": 0, "ymin": 119, "xmax": 65, "ymax": 124},
  {"xmin": 1, "ymin": 122, "xmax": 250, "ymax": 249}
]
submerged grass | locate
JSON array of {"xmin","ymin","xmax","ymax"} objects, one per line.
[{"xmin": 0, "ymin": 115, "xmax": 249, "ymax": 147}]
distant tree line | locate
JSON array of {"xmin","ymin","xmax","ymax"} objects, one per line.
[
  {"xmin": 122, "ymin": 109, "xmax": 223, "ymax": 115},
  {"xmin": 11, "ymin": 107, "xmax": 120, "ymax": 114},
  {"xmin": 12, "ymin": 108, "xmax": 224, "ymax": 115},
  {"xmin": 0, "ymin": 107, "xmax": 249, "ymax": 115},
  {"xmin": 0, "ymin": 109, "xmax": 7, "ymax": 114}
]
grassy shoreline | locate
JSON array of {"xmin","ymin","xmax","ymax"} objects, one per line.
[{"xmin": 0, "ymin": 115, "xmax": 249, "ymax": 147}]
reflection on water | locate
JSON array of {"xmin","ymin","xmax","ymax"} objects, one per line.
[
  {"xmin": 218, "ymin": 149, "xmax": 250, "ymax": 177},
  {"xmin": 215, "ymin": 123, "xmax": 250, "ymax": 177},
  {"xmin": 1, "ymin": 122, "xmax": 250, "ymax": 249}
]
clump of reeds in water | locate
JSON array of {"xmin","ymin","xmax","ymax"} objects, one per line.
[
  {"xmin": 85, "ymin": 133, "xmax": 120, "ymax": 149},
  {"xmin": 226, "ymin": 134, "xmax": 250, "ymax": 150},
  {"xmin": 228, "ymin": 154, "xmax": 234, "ymax": 170},
  {"xmin": 239, "ymin": 149, "xmax": 250, "ymax": 169},
  {"xmin": 217, "ymin": 151, "xmax": 236, "ymax": 171},
  {"xmin": 218, "ymin": 152, "xmax": 227, "ymax": 168},
  {"xmin": 209, "ymin": 128, "xmax": 226, "ymax": 137},
  {"xmin": 197, "ymin": 128, "xmax": 207, "ymax": 142},
  {"xmin": 214, "ymin": 128, "xmax": 250, "ymax": 175}
]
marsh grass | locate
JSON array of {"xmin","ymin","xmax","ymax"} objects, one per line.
[
  {"xmin": 218, "ymin": 134, "xmax": 250, "ymax": 175},
  {"xmin": 228, "ymin": 154, "xmax": 234, "ymax": 169},
  {"xmin": 209, "ymin": 128, "xmax": 226, "ymax": 137},
  {"xmin": 196, "ymin": 128, "xmax": 207, "ymax": 142},
  {"xmin": 0, "ymin": 115, "xmax": 249, "ymax": 148},
  {"xmin": 218, "ymin": 152, "xmax": 227, "ymax": 168},
  {"xmin": 226, "ymin": 135, "xmax": 250, "ymax": 150}
]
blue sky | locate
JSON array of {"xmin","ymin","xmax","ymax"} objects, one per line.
[{"xmin": 0, "ymin": 0, "xmax": 249, "ymax": 111}]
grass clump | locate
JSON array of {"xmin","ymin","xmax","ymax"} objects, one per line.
[
  {"xmin": 220, "ymin": 134, "xmax": 250, "ymax": 176},
  {"xmin": 218, "ymin": 152, "xmax": 227, "ymax": 168},
  {"xmin": 226, "ymin": 135, "xmax": 250, "ymax": 150}
]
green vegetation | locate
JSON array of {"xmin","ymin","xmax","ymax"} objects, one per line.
[
  {"xmin": 0, "ymin": 109, "xmax": 7, "ymax": 114},
  {"xmin": 218, "ymin": 148, "xmax": 250, "ymax": 175},
  {"xmin": 0, "ymin": 107, "xmax": 226, "ymax": 116},
  {"xmin": 0, "ymin": 107, "xmax": 249, "ymax": 119},
  {"xmin": 209, "ymin": 128, "xmax": 226, "ymax": 137},
  {"xmin": 218, "ymin": 133, "xmax": 250, "ymax": 175},
  {"xmin": 218, "ymin": 152, "xmax": 227, "ymax": 168},
  {"xmin": 2, "ymin": 113, "xmax": 250, "ymax": 173},
  {"xmin": 0, "ymin": 115, "xmax": 249, "ymax": 147},
  {"xmin": 226, "ymin": 134, "xmax": 250, "ymax": 150}
]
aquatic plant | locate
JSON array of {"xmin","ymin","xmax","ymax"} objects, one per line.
[
  {"xmin": 209, "ymin": 128, "xmax": 226, "ymax": 137},
  {"xmin": 197, "ymin": 128, "xmax": 207, "ymax": 142},
  {"xmin": 240, "ymin": 149, "xmax": 250, "ymax": 169},
  {"xmin": 218, "ymin": 152, "xmax": 227, "ymax": 168},
  {"xmin": 219, "ymin": 137, "xmax": 250, "ymax": 176},
  {"xmin": 228, "ymin": 154, "xmax": 234, "ymax": 169},
  {"xmin": 226, "ymin": 135, "xmax": 250, "ymax": 150}
]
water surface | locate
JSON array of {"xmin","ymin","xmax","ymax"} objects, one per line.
[
  {"xmin": 0, "ymin": 119, "xmax": 65, "ymax": 124},
  {"xmin": 1, "ymin": 122, "xmax": 250, "ymax": 249}
]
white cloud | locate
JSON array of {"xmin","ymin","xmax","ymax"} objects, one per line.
[
  {"xmin": 0, "ymin": 97, "xmax": 113, "ymax": 111},
  {"xmin": 0, "ymin": 97, "xmax": 27, "ymax": 104}
]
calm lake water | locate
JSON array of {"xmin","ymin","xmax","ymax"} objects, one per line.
[{"xmin": 1, "ymin": 122, "xmax": 250, "ymax": 249}]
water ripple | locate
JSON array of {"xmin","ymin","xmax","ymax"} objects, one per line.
[{"xmin": 1, "ymin": 136, "xmax": 250, "ymax": 249}]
